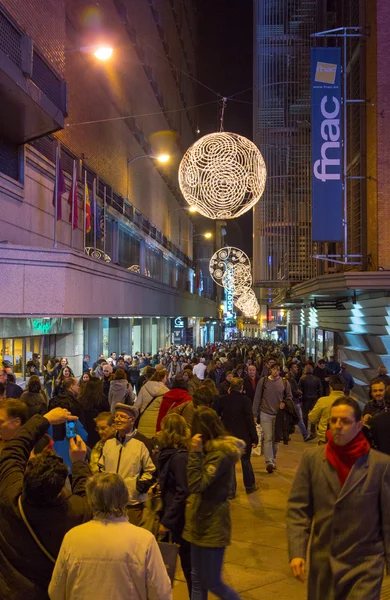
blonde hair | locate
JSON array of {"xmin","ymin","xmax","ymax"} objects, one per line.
[{"xmin": 157, "ymin": 413, "xmax": 189, "ymax": 449}]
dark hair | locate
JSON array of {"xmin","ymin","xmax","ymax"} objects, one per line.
[
  {"xmin": 229, "ymin": 377, "xmax": 243, "ymax": 392},
  {"xmin": 23, "ymin": 452, "xmax": 68, "ymax": 506},
  {"xmin": 318, "ymin": 359, "xmax": 326, "ymax": 365},
  {"xmin": 270, "ymin": 361, "xmax": 281, "ymax": 369},
  {"xmin": 192, "ymin": 386, "xmax": 215, "ymax": 408},
  {"xmin": 331, "ymin": 396, "xmax": 362, "ymax": 421},
  {"xmin": 62, "ymin": 377, "xmax": 78, "ymax": 392},
  {"xmin": 27, "ymin": 376, "xmax": 42, "ymax": 394},
  {"xmin": 20, "ymin": 392, "xmax": 47, "ymax": 417},
  {"xmin": 371, "ymin": 378, "xmax": 386, "ymax": 389},
  {"xmin": 79, "ymin": 378, "xmax": 106, "ymax": 411},
  {"xmin": 191, "ymin": 406, "xmax": 225, "ymax": 443},
  {"xmin": 0, "ymin": 399, "xmax": 28, "ymax": 424},
  {"xmin": 170, "ymin": 375, "xmax": 188, "ymax": 391},
  {"xmin": 113, "ymin": 369, "xmax": 127, "ymax": 381},
  {"xmin": 329, "ymin": 375, "xmax": 346, "ymax": 392}
]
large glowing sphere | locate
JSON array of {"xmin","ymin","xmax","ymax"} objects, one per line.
[{"xmin": 178, "ymin": 132, "xmax": 267, "ymax": 219}]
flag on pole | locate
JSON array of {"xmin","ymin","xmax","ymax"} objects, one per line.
[
  {"xmin": 91, "ymin": 179, "xmax": 101, "ymax": 239},
  {"xmin": 52, "ymin": 155, "xmax": 65, "ymax": 221},
  {"xmin": 85, "ymin": 183, "xmax": 91, "ymax": 233},
  {"xmin": 68, "ymin": 162, "xmax": 78, "ymax": 229}
]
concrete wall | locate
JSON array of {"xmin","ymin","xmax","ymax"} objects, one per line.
[{"xmin": 0, "ymin": 244, "xmax": 218, "ymax": 319}]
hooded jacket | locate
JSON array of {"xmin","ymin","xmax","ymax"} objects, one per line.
[
  {"xmin": 168, "ymin": 400, "xmax": 196, "ymax": 427},
  {"xmin": 183, "ymin": 436, "xmax": 245, "ymax": 548},
  {"xmin": 134, "ymin": 381, "xmax": 169, "ymax": 438},
  {"xmin": 156, "ymin": 388, "xmax": 192, "ymax": 432},
  {"xmin": 108, "ymin": 379, "xmax": 134, "ymax": 413},
  {"xmin": 158, "ymin": 447, "xmax": 189, "ymax": 534}
]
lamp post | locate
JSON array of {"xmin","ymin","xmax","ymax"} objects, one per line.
[{"xmin": 127, "ymin": 153, "xmax": 170, "ymax": 201}]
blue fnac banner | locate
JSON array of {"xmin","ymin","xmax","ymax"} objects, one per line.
[{"xmin": 311, "ymin": 47, "xmax": 343, "ymax": 242}]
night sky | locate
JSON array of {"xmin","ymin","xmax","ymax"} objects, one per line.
[{"xmin": 196, "ymin": 0, "xmax": 253, "ymax": 258}]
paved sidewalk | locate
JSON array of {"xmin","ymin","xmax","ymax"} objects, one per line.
[{"xmin": 173, "ymin": 432, "xmax": 390, "ymax": 599}]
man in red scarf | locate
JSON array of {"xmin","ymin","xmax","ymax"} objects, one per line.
[{"xmin": 286, "ymin": 396, "xmax": 390, "ymax": 600}]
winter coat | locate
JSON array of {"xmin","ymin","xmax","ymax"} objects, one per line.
[
  {"xmin": 134, "ymin": 381, "xmax": 169, "ymax": 438},
  {"xmin": 183, "ymin": 436, "xmax": 245, "ymax": 548},
  {"xmin": 298, "ymin": 373, "xmax": 323, "ymax": 402},
  {"xmin": 158, "ymin": 447, "xmax": 189, "ymax": 535},
  {"xmin": 5, "ymin": 381, "xmax": 23, "ymax": 398},
  {"xmin": 308, "ymin": 390, "xmax": 345, "ymax": 442},
  {"xmin": 101, "ymin": 430, "xmax": 155, "ymax": 505},
  {"xmin": 207, "ymin": 368, "xmax": 226, "ymax": 388},
  {"xmin": 156, "ymin": 388, "xmax": 192, "ymax": 432},
  {"xmin": 217, "ymin": 391, "xmax": 258, "ymax": 450},
  {"xmin": 48, "ymin": 518, "xmax": 172, "ymax": 600},
  {"xmin": 0, "ymin": 415, "xmax": 91, "ymax": 600},
  {"xmin": 242, "ymin": 376, "xmax": 260, "ymax": 404},
  {"xmin": 168, "ymin": 400, "xmax": 196, "ymax": 427},
  {"xmin": 168, "ymin": 361, "xmax": 183, "ymax": 381},
  {"xmin": 287, "ymin": 446, "xmax": 390, "ymax": 600},
  {"xmin": 274, "ymin": 398, "xmax": 300, "ymax": 444},
  {"xmin": 313, "ymin": 366, "xmax": 331, "ymax": 395},
  {"xmin": 108, "ymin": 379, "xmax": 134, "ymax": 413}
]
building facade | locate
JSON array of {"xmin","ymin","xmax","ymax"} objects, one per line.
[
  {"xmin": 254, "ymin": 0, "xmax": 390, "ymax": 401},
  {"xmin": 0, "ymin": 0, "xmax": 217, "ymax": 378}
]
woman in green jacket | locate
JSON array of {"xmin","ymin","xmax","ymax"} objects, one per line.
[{"xmin": 183, "ymin": 406, "xmax": 245, "ymax": 599}]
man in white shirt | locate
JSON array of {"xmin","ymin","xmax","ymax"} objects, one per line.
[{"xmin": 193, "ymin": 358, "xmax": 207, "ymax": 381}]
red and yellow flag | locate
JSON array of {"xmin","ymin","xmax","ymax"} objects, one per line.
[{"xmin": 85, "ymin": 183, "xmax": 91, "ymax": 233}]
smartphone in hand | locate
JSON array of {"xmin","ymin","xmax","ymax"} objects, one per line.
[{"xmin": 65, "ymin": 420, "xmax": 77, "ymax": 439}]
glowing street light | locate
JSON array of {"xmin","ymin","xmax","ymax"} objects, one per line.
[
  {"xmin": 188, "ymin": 206, "xmax": 198, "ymax": 213},
  {"xmin": 203, "ymin": 232, "xmax": 213, "ymax": 239},
  {"xmin": 94, "ymin": 46, "xmax": 113, "ymax": 61},
  {"xmin": 156, "ymin": 154, "xmax": 170, "ymax": 163}
]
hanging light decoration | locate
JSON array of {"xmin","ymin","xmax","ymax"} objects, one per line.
[
  {"xmin": 209, "ymin": 247, "xmax": 251, "ymax": 288},
  {"xmin": 209, "ymin": 246, "xmax": 260, "ymax": 319},
  {"xmin": 178, "ymin": 131, "xmax": 267, "ymax": 219}
]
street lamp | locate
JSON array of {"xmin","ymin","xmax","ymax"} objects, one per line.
[
  {"xmin": 127, "ymin": 153, "xmax": 170, "ymax": 199},
  {"xmin": 194, "ymin": 232, "xmax": 213, "ymax": 239},
  {"xmin": 168, "ymin": 205, "xmax": 197, "ymax": 216},
  {"xmin": 94, "ymin": 46, "xmax": 114, "ymax": 61}
]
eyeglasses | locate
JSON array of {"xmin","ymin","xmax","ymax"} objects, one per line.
[{"xmin": 114, "ymin": 416, "xmax": 132, "ymax": 422}]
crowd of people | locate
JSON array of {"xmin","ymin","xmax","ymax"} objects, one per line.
[{"xmin": 1, "ymin": 339, "xmax": 390, "ymax": 599}]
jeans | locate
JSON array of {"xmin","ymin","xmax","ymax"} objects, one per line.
[
  {"xmin": 295, "ymin": 404, "xmax": 308, "ymax": 439},
  {"xmin": 232, "ymin": 446, "xmax": 256, "ymax": 494},
  {"xmin": 260, "ymin": 411, "xmax": 278, "ymax": 467},
  {"xmin": 191, "ymin": 544, "xmax": 242, "ymax": 600}
]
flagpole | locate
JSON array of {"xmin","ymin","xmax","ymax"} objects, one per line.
[
  {"xmin": 93, "ymin": 178, "xmax": 97, "ymax": 254},
  {"xmin": 83, "ymin": 170, "xmax": 87, "ymax": 252},
  {"xmin": 71, "ymin": 160, "xmax": 76, "ymax": 249},
  {"xmin": 53, "ymin": 147, "xmax": 58, "ymax": 249},
  {"xmin": 103, "ymin": 186, "xmax": 106, "ymax": 256}
]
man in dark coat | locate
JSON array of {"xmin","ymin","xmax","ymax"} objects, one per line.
[
  {"xmin": 287, "ymin": 396, "xmax": 390, "ymax": 600},
  {"xmin": 313, "ymin": 359, "xmax": 331, "ymax": 396},
  {"xmin": 0, "ymin": 408, "xmax": 91, "ymax": 600},
  {"xmin": 298, "ymin": 365, "xmax": 322, "ymax": 429},
  {"xmin": 207, "ymin": 359, "xmax": 226, "ymax": 388},
  {"xmin": 243, "ymin": 365, "xmax": 260, "ymax": 405},
  {"xmin": 0, "ymin": 367, "xmax": 23, "ymax": 398},
  {"xmin": 217, "ymin": 378, "xmax": 258, "ymax": 494}
]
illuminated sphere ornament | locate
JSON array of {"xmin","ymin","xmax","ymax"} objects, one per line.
[
  {"xmin": 178, "ymin": 132, "xmax": 267, "ymax": 219},
  {"xmin": 235, "ymin": 289, "xmax": 260, "ymax": 318},
  {"xmin": 209, "ymin": 247, "xmax": 251, "ymax": 288},
  {"xmin": 222, "ymin": 263, "xmax": 252, "ymax": 298}
]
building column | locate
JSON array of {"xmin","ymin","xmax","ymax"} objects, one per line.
[
  {"xmin": 108, "ymin": 318, "xmax": 119, "ymax": 355},
  {"xmin": 157, "ymin": 317, "xmax": 166, "ymax": 349},
  {"xmin": 84, "ymin": 318, "xmax": 103, "ymax": 362},
  {"xmin": 141, "ymin": 317, "xmax": 152, "ymax": 353},
  {"xmin": 55, "ymin": 318, "xmax": 84, "ymax": 377},
  {"xmin": 119, "ymin": 318, "xmax": 132, "ymax": 356},
  {"xmin": 140, "ymin": 240, "xmax": 146, "ymax": 275}
]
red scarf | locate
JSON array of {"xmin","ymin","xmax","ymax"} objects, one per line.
[{"xmin": 325, "ymin": 429, "xmax": 370, "ymax": 486}]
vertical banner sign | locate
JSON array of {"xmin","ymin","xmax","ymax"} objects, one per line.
[{"xmin": 311, "ymin": 47, "xmax": 343, "ymax": 242}]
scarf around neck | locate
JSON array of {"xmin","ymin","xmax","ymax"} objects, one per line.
[{"xmin": 326, "ymin": 429, "xmax": 370, "ymax": 486}]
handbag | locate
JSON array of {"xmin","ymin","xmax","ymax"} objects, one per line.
[
  {"xmin": 140, "ymin": 483, "xmax": 164, "ymax": 538},
  {"xmin": 158, "ymin": 536, "xmax": 179, "ymax": 585},
  {"xmin": 18, "ymin": 495, "xmax": 56, "ymax": 564}
]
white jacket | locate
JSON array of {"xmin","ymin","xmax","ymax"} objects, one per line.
[
  {"xmin": 134, "ymin": 381, "xmax": 169, "ymax": 438},
  {"xmin": 48, "ymin": 518, "xmax": 172, "ymax": 600},
  {"xmin": 101, "ymin": 431, "xmax": 155, "ymax": 505}
]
